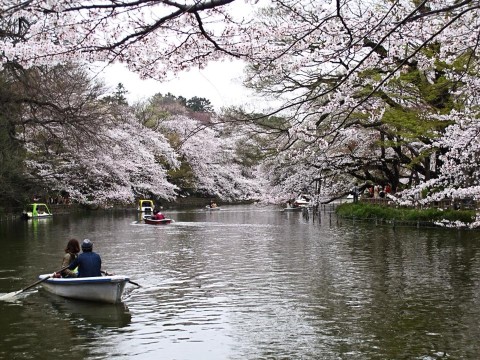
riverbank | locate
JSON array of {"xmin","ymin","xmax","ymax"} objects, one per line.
[
  {"xmin": 0, "ymin": 197, "xmax": 256, "ymax": 222},
  {"xmin": 336, "ymin": 202, "xmax": 477, "ymax": 228}
]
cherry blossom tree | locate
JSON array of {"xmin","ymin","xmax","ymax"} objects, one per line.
[
  {"xmin": 8, "ymin": 63, "xmax": 179, "ymax": 205},
  {"xmin": 1, "ymin": 0, "xmax": 245, "ymax": 77},
  {"xmin": 238, "ymin": 1, "xmax": 480, "ymax": 210},
  {"xmin": 398, "ymin": 110, "xmax": 480, "ymax": 228},
  {"xmin": 144, "ymin": 107, "xmax": 264, "ymax": 200},
  {"xmin": 3, "ymin": 0, "xmax": 480, "ymax": 221},
  {"xmin": 25, "ymin": 117, "xmax": 179, "ymax": 205}
]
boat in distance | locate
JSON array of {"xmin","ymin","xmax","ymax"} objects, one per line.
[
  {"xmin": 283, "ymin": 194, "xmax": 313, "ymax": 211},
  {"xmin": 22, "ymin": 203, "xmax": 53, "ymax": 219},
  {"xmin": 137, "ymin": 199, "xmax": 155, "ymax": 213},
  {"xmin": 38, "ymin": 274, "xmax": 129, "ymax": 304},
  {"xmin": 143, "ymin": 216, "xmax": 173, "ymax": 225},
  {"xmin": 205, "ymin": 206, "xmax": 221, "ymax": 211}
]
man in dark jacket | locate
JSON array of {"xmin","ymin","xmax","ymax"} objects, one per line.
[{"xmin": 67, "ymin": 239, "xmax": 102, "ymax": 277}]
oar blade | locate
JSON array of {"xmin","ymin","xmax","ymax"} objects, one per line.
[
  {"xmin": 0, "ymin": 290, "xmax": 23, "ymax": 301},
  {"xmin": 0, "ymin": 273, "xmax": 54, "ymax": 302}
]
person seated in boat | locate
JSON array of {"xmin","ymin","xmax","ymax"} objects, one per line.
[
  {"xmin": 65, "ymin": 239, "xmax": 102, "ymax": 277},
  {"xmin": 209, "ymin": 201, "xmax": 217, "ymax": 208},
  {"xmin": 58, "ymin": 238, "xmax": 80, "ymax": 278},
  {"xmin": 152, "ymin": 209, "xmax": 165, "ymax": 220}
]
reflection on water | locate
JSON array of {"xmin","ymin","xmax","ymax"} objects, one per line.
[
  {"xmin": 45, "ymin": 293, "xmax": 132, "ymax": 328},
  {"xmin": 25, "ymin": 217, "xmax": 54, "ymax": 241},
  {"xmin": 1, "ymin": 205, "xmax": 480, "ymax": 359}
]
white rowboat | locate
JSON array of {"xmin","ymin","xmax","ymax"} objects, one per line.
[{"xmin": 38, "ymin": 274, "xmax": 129, "ymax": 304}]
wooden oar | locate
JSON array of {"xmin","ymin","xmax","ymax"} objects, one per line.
[
  {"xmin": 101, "ymin": 271, "xmax": 141, "ymax": 287},
  {"xmin": 126, "ymin": 279, "xmax": 141, "ymax": 287},
  {"xmin": 0, "ymin": 265, "xmax": 69, "ymax": 301}
]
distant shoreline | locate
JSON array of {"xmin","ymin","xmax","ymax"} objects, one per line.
[{"xmin": 0, "ymin": 198, "xmax": 257, "ymax": 222}]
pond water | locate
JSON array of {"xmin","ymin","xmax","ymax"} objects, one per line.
[{"xmin": 1, "ymin": 204, "xmax": 480, "ymax": 359}]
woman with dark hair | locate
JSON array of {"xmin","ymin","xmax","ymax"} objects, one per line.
[
  {"xmin": 67, "ymin": 239, "xmax": 102, "ymax": 277},
  {"xmin": 60, "ymin": 238, "xmax": 80, "ymax": 278}
]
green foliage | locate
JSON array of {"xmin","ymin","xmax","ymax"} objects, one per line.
[
  {"xmin": 165, "ymin": 92, "xmax": 187, "ymax": 106},
  {"xmin": 357, "ymin": 68, "xmax": 383, "ymax": 81},
  {"xmin": 186, "ymin": 96, "xmax": 214, "ymax": 113},
  {"xmin": 0, "ymin": 70, "xmax": 33, "ymax": 206},
  {"xmin": 336, "ymin": 203, "xmax": 475, "ymax": 224},
  {"xmin": 102, "ymin": 83, "xmax": 129, "ymax": 105},
  {"xmin": 167, "ymin": 161, "xmax": 195, "ymax": 190},
  {"xmin": 252, "ymin": 114, "xmax": 289, "ymax": 131},
  {"xmin": 151, "ymin": 92, "xmax": 187, "ymax": 109},
  {"xmin": 350, "ymin": 45, "xmax": 464, "ymax": 187},
  {"xmin": 0, "ymin": 105, "xmax": 29, "ymax": 205},
  {"xmin": 235, "ymin": 138, "xmax": 265, "ymax": 167},
  {"xmin": 139, "ymin": 93, "xmax": 215, "ymax": 129},
  {"xmin": 381, "ymin": 108, "xmax": 446, "ymax": 140}
]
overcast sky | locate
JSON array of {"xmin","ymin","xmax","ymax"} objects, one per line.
[
  {"xmin": 98, "ymin": 2, "xmax": 272, "ymax": 112},
  {"xmin": 101, "ymin": 59, "xmax": 258, "ymax": 111}
]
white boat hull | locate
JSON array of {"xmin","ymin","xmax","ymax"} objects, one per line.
[
  {"xmin": 24, "ymin": 212, "xmax": 53, "ymax": 219},
  {"xmin": 38, "ymin": 274, "xmax": 129, "ymax": 304}
]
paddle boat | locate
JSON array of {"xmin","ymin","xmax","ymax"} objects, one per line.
[
  {"xmin": 293, "ymin": 194, "xmax": 313, "ymax": 208},
  {"xmin": 283, "ymin": 195, "xmax": 313, "ymax": 211},
  {"xmin": 22, "ymin": 203, "xmax": 53, "ymax": 219},
  {"xmin": 137, "ymin": 199, "xmax": 155, "ymax": 214},
  {"xmin": 38, "ymin": 274, "xmax": 130, "ymax": 304},
  {"xmin": 143, "ymin": 215, "xmax": 173, "ymax": 225}
]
